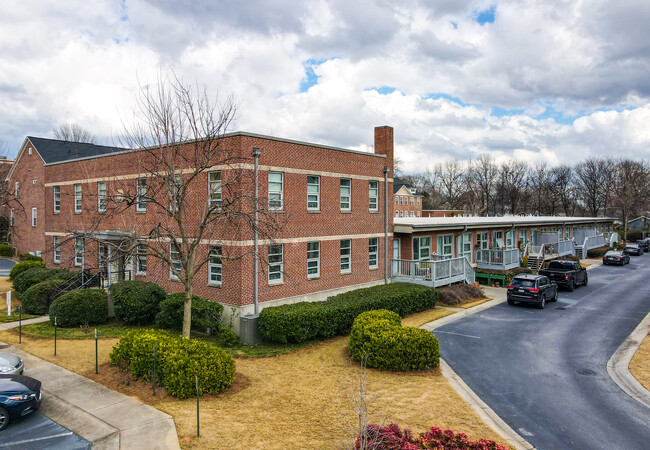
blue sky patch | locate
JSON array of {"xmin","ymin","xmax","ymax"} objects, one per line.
[
  {"xmin": 491, "ymin": 106, "xmax": 525, "ymax": 117},
  {"xmin": 424, "ymin": 93, "xmax": 481, "ymax": 108},
  {"xmin": 299, "ymin": 58, "xmax": 333, "ymax": 93},
  {"xmin": 365, "ymin": 86, "xmax": 397, "ymax": 95},
  {"xmin": 474, "ymin": 5, "xmax": 496, "ymax": 25}
]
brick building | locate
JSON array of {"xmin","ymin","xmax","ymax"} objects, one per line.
[
  {"xmin": 7, "ymin": 127, "xmax": 395, "ymax": 328},
  {"xmin": 393, "ymin": 177, "xmax": 423, "ymax": 218}
]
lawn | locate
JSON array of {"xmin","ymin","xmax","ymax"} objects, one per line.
[
  {"xmin": 630, "ymin": 331, "xmax": 650, "ymax": 391},
  {"xmin": 0, "ymin": 277, "xmax": 41, "ymax": 322}
]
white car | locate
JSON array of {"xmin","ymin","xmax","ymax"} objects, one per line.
[{"xmin": 0, "ymin": 353, "xmax": 24, "ymax": 376}]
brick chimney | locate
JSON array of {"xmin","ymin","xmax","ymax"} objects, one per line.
[{"xmin": 374, "ymin": 126, "xmax": 393, "ymax": 176}]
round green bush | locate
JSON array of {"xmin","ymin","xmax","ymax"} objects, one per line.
[
  {"xmin": 110, "ymin": 280, "xmax": 167, "ymax": 325},
  {"xmin": 156, "ymin": 293, "xmax": 224, "ymax": 332},
  {"xmin": 348, "ymin": 309, "xmax": 440, "ymax": 371},
  {"xmin": 110, "ymin": 329, "xmax": 179, "ymax": 380},
  {"xmin": 49, "ymin": 289, "xmax": 108, "ymax": 327},
  {"xmin": 0, "ymin": 244, "xmax": 14, "ymax": 257},
  {"xmin": 218, "ymin": 328, "xmax": 239, "ymax": 347},
  {"xmin": 20, "ymin": 278, "xmax": 65, "ymax": 315},
  {"xmin": 13, "ymin": 267, "xmax": 74, "ymax": 294},
  {"xmin": 9, "ymin": 260, "xmax": 45, "ymax": 280},
  {"xmin": 19, "ymin": 253, "xmax": 44, "ymax": 262}
]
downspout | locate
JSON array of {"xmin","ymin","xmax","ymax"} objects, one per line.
[
  {"xmin": 253, "ymin": 147, "xmax": 261, "ymax": 315},
  {"xmin": 384, "ymin": 166, "xmax": 389, "ymax": 284}
]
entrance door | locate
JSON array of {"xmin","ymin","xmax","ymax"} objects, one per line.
[{"xmin": 393, "ymin": 238, "xmax": 401, "ymax": 259}]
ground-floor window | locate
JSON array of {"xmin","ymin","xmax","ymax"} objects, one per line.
[
  {"xmin": 476, "ymin": 231, "xmax": 488, "ymax": 250},
  {"xmin": 53, "ymin": 237, "xmax": 60, "ymax": 264},
  {"xmin": 307, "ymin": 241, "xmax": 320, "ymax": 278},
  {"xmin": 98, "ymin": 242, "xmax": 108, "ymax": 273},
  {"xmin": 369, "ymin": 238, "xmax": 378, "ymax": 268},
  {"xmin": 413, "ymin": 236, "xmax": 431, "ymax": 260},
  {"xmin": 506, "ymin": 230, "xmax": 516, "ymax": 249},
  {"xmin": 268, "ymin": 244, "xmax": 283, "ymax": 283},
  {"xmin": 492, "ymin": 230, "xmax": 504, "ymax": 249},
  {"xmin": 437, "ymin": 234, "xmax": 453, "ymax": 258},
  {"xmin": 209, "ymin": 246, "xmax": 222, "ymax": 286},
  {"xmin": 170, "ymin": 243, "xmax": 181, "ymax": 279},
  {"xmin": 136, "ymin": 244, "xmax": 147, "ymax": 274},
  {"xmin": 340, "ymin": 240, "xmax": 351, "ymax": 272},
  {"xmin": 458, "ymin": 232, "xmax": 472, "ymax": 262}
]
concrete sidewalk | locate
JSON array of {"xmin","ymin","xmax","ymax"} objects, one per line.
[
  {"xmin": 0, "ymin": 315, "xmax": 49, "ymax": 330},
  {"xmin": 2, "ymin": 342, "xmax": 180, "ymax": 449}
]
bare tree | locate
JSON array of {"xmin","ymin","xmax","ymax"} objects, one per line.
[
  {"xmin": 550, "ymin": 165, "xmax": 576, "ymax": 217},
  {"xmin": 574, "ymin": 158, "xmax": 608, "ymax": 217},
  {"xmin": 53, "ymin": 123, "xmax": 96, "ymax": 143},
  {"xmin": 612, "ymin": 159, "xmax": 650, "ymax": 241},
  {"xmin": 468, "ymin": 154, "xmax": 497, "ymax": 215},
  {"xmin": 435, "ymin": 160, "xmax": 465, "ymax": 210},
  {"xmin": 495, "ymin": 159, "xmax": 528, "ymax": 215}
]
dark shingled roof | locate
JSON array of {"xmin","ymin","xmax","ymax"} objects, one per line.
[
  {"xmin": 393, "ymin": 177, "xmax": 421, "ymax": 195},
  {"xmin": 27, "ymin": 136, "xmax": 128, "ymax": 164}
]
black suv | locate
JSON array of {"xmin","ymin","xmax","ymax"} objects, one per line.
[
  {"xmin": 636, "ymin": 240, "xmax": 649, "ymax": 252},
  {"xmin": 507, "ymin": 274, "xmax": 558, "ymax": 309}
]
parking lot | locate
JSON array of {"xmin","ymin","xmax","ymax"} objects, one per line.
[{"xmin": 0, "ymin": 412, "xmax": 90, "ymax": 449}]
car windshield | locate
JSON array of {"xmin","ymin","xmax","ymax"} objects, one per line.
[
  {"xmin": 626, "ymin": 244, "xmax": 638, "ymax": 248},
  {"xmin": 548, "ymin": 261, "xmax": 573, "ymax": 270},
  {"xmin": 511, "ymin": 279, "xmax": 535, "ymax": 288},
  {"xmin": 605, "ymin": 251, "xmax": 618, "ymax": 256}
]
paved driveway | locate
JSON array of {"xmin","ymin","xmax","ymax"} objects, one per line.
[
  {"xmin": 436, "ymin": 258, "xmax": 650, "ymax": 449},
  {"xmin": 0, "ymin": 412, "xmax": 90, "ymax": 449},
  {"xmin": 0, "ymin": 258, "xmax": 15, "ymax": 277}
]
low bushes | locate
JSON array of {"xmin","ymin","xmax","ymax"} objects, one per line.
[
  {"xmin": 13, "ymin": 267, "xmax": 75, "ymax": 294},
  {"xmin": 563, "ymin": 254, "xmax": 580, "ymax": 262},
  {"xmin": 19, "ymin": 253, "xmax": 44, "ymax": 262},
  {"xmin": 9, "ymin": 260, "xmax": 45, "ymax": 280},
  {"xmin": 20, "ymin": 278, "xmax": 65, "ymax": 315},
  {"xmin": 438, "ymin": 283, "xmax": 485, "ymax": 306},
  {"xmin": 259, "ymin": 283, "xmax": 439, "ymax": 344},
  {"xmin": 110, "ymin": 281, "xmax": 167, "ymax": 325},
  {"xmin": 49, "ymin": 289, "xmax": 108, "ymax": 327},
  {"xmin": 110, "ymin": 329, "xmax": 236, "ymax": 398},
  {"xmin": 348, "ymin": 309, "xmax": 440, "ymax": 371},
  {"xmin": 156, "ymin": 293, "xmax": 224, "ymax": 332},
  {"xmin": 0, "ymin": 244, "xmax": 14, "ymax": 257},
  {"xmin": 357, "ymin": 423, "xmax": 508, "ymax": 449},
  {"xmin": 587, "ymin": 246, "xmax": 614, "ymax": 258}
]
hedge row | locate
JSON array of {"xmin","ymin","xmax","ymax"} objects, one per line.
[
  {"xmin": 20, "ymin": 278, "xmax": 65, "ymax": 315},
  {"xmin": 586, "ymin": 246, "xmax": 614, "ymax": 258},
  {"xmin": 474, "ymin": 267, "xmax": 532, "ymax": 284},
  {"xmin": 13, "ymin": 267, "xmax": 76, "ymax": 294},
  {"xmin": 49, "ymin": 289, "xmax": 109, "ymax": 327},
  {"xmin": 110, "ymin": 281, "xmax": 167, "ymax": 325},
  {"xmin": 348, "ymin": 310, "xmax": 440, "ymax": 371},
  {"xmin": 259, "ymin": 283, "xmax": 438, "ymax": 344},
  {"xmin": 9, "ymin": 260, "xmax": 45, "ymax": 280},
  {"xmin": 110, "ymin": 329, "xmax": 236, "ymax": 398},
  {"xmin": 0, "ymin": 244, "xmax": 14, "ymax": 257}
]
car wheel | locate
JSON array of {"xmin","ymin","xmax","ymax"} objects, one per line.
[
  {"xmin": 583, "ymin": 275, "xmax": 588, "ymax": 286},
  {"xmin": 568, "ymin": 280, "xmax": 575, "ymax": 292},
  {"xmin": 0, "ymin": 406, "xmax": 10, "ymax": 431},
  {"xmin": 538, "ymin": 296, "xmax": 546, "ymax": 309},
  {"xmin": 553, "ymin": 290, "xmax": 558, "ymax": 302},
  {"xmin": 507, "ymin": 298, "xmax": 515, "ymax": 305}
]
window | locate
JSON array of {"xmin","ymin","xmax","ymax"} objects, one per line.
[
  {"xmin": 10, "ymin": 208, "xmax": 14, "ymax": 226},
  {"xmin": 506, "ymin": 230, "xmax": 515, "ymax": 249},
  {"xmin": 31, "ymin": 208, "xmax": 37, "ymax": 227},
  {"xmin": 75, "ymin": 237, "xmax": 84, "ymax": 266},
  {"xmin": 208, "ymin": 171, "xmax": 222, "ymax": 208},
  {"xmin": 53, "ymin": 237, "xmax": 60, "ymax": 264},
  {"xmin": 136, "ymin": 244, "xmax": 147, "ymax": 274},
  {"xmin": 437, "ymin": 234, "xmax": 453, "ymax": 258},
  {"xmin": 136, "ymin": 178, "xmax": 147, "ymax": 212},
  {"xmin": 74, "ymin": 184, "xmax": 82, "ymax": 213},
  {"xmin": 340, "ymin": 240, "xmax": 351, "ymax": 272},
  {"xmin": 413, "ymin": 236, "xmax": 431, "ymax": 260},
  {"xmin": 170, "ymin": 242, "xmax": 181, "ymax": 279},
  {"xmin": 369, "ymin": 181, "xmax": 378, "ymax": 211},
  {"xmin": 410, "ymin": 197, "xmax": 414, "ymax": 206},
  {"xmin": 492, "ymin": 230, "xmax": 504, "ymax": 249},
  {"xmin": 369, "ymin": 238, "xmax": 378, "ymax": 268},
  {"xmin": 417, "ymin": 197, "xmax": 421, "ymax": 205},
  {"xmin": 399, "ymin": 196, "xmax": 403, "ymax": 205},
  {"xmin": 14, "ymin": 182, "xmax": 18, "ymax": 198},
  {"xmin": 98, "ymin": 243, "xmax": 108, "ymax": 273},
  {"xmin": 307, "ymin": 241, "xmax": 320, "ymax": 277},
  {"xmin": 268, "ymin": 172, "xmax": 283, "ymax": 210},
  {"xmin": 476, "ymin": 231, "xmax": 489, "ymax": 250},
  {"xmin": 53, "ymin": 186, "xmax": 60, "ymax": 213},
  {"xmin": 399, "ymin": 210, "xmax": 404, "ymax": 217},
  {"xmin": 458, "ymin": 232, "xmax": 472, "ymax": 262},
  {"xmin": 395, "ymin": 196, "xmax": 399, "ymax": 205},
  {"xmin": 519, "ymin": 229, "xmax": 528, "ymax": 246},
  {"xmin": 307, "ymin": 175, "xmax": 320, "ymax": 210},
  {"xmin": 98, "ymin": 182, "xmax": 106, "ymax": 212},
  {"xmin": 208, "ymin": 246, "xmax": 222, "ymax": 285},
  {"xmin": 169, "ymin": 174, "xmax": 182, "ymax": 211},
  {"xmin": 340, "ymin": 178, "xmax": 351, "ymax": 211},
  {"xmin": 417, "ymin": 211, "xmax": 421, "ymax": 217},
  {"xmin": 268, "ymin": 244, "xmax": 283, "ymax": 283},
  {"xmin": 395, "ymin": 211, "xmax": 399, "ymax": 217},
  {"xmin": 409, "ymin": 211, "xmax": 414, "ymax": 217}
]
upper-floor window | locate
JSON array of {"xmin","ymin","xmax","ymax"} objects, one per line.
[
  {"xmin": 268, "ymin": 172, "xmax": 283, "ymax": 210},
  {"xmin": 170, "ymin": 242, "xmax": 181, "ymax": 279},
  {"xmin": 307, "ymin": 175, "xmax": 320, "ymax": 210},
  {"xmin": 98, "ymin": 182, "xmax": 106, "ymax": 212},
  {"xmin": 136, "ymin": 244, "xmax": 147, "ymax": 274},
  {"xmin": 53, "ymin": 186, "xmax": 60, "ymax": 213},
  {"xmin": 75, "ymin": 237, "xmax": 84, "ymax": 266},
  {"xmin": 10, "ymin": 208, "xmax": 14, "ymax": 226},
  {"xmin": 169, "ymin": 174, "xmax": 182, "ymax": 211},
  {"xmin": 307, "ymin": 241, "xmax": 320, "ymax": 278},
  {"xmin": 14, "ymin": 182, "xmax": 18, "ymax": 198},
  {"xmin": 53, "ymin": 237, "xmax": 61, "ymax": 264},
  {"xmin": 136, "ymin": 178, "xmax": 147, "ymax": 212},
  {"xmin": 395, "ymin": 196, "xmax": 399, "ymax": 205},
  {"xmin": 208, "ymin": 171, "xmax": 222, "ymax": 209},
  {"xmin": 369, "ymin": 238, "xmax": 378, "ymax": 268},
  {"xmin": 340, "ymin": 239, "xmax": 351, "ymax": 272},
  {"xmin": 31, "ymin": 208, "xmax": 37, "ymax": 227},
  {"xmin": 410, "ymin": 197, "xmax": 414, "ymax": 205},
  {"xmin": 209, "ymin": 246, "xmax": 222, "ymax": 286},
  {"xmin": 417, "ymin": 197, "xmax": 421, "ymax": 205},
  {"xmin": 268, "ymin": 244, "xmax": 283, "ymax": 283},
  {"xmin": 340, "ymin": 178, "xmax": 351, "ymax": 211},
  {"xmin": 74, "ymin": 184, "xmax": 82, "ymax": 213},
  {"xmin": 399, "ymin": 196, "xmax": 403, "ymax": 205},
  {"xmin": 369, "ymin": 181, "xmax": 378, "ymax": 211}
]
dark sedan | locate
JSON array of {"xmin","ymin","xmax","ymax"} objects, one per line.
[
  {"xmin": 507, "ymin": 274, "xmax": 558, "ymax": 309},
  {"xmin": 603, "ymin": 250, "xmax": 630, "ymax": 265},
  {"xmin": 636, "ymin": 240, "xmax": 649, "ymax": 252},
  {"xmin": 624, "ymin": 243, "xmax": 643, "ymax": 256},
  {"xmin": 0, "ymin": 375, "xmax": 42, "ymax": 430}
]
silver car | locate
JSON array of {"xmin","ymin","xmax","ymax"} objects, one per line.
[{"xmin": 0, "ymin": 353, "xmax": 24, "ymax": 375}]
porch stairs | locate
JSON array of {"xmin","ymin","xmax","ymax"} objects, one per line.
[{"xmin": 527, "ymin": 255, "xmax": 544, "ymax": 272}]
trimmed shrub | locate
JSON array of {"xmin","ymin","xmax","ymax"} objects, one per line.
[
  {"xmin": 13, "ymin": 267, "xmax": 75, "ymax": 294},
  {"xmin": 438, "ymin": 284, "xmax": 485, "ymax": 306},
  {"xmin": 564, "ymin": 254, "xmax": 580, "ymax": 262},
  {"xmin": 626, "ymin": 230, "xmax": 644, "ymax": 242},
  {"xmin": 259, "ymin": 283, "xmax": 438, "ymax": 344},
  {"xmin": 9, "ymin": 260, "xmax": 45, "ymax": 280},
  {"xmin": 0, "ymin": 244, "xmax": 14, "ymax": 257},
  {"xmin": 219, "ymin": 328, "xmax": 239, "ymax": 347},
  {"xmin": 348, "ymin": 309, "xmax": 440, "ymax": 371},
  {"xmin": 586, "ymin": 246, "xmax": 614, "ymax": 258},
  {"xmin": 474, "ymin": 267, "xmax": 532, "ymax": 285},
  {"xmin": 110, "ymin": 281, "xmax": 167, "ymax": 325},
  {"xmin": 110, "ymin": 329, "xmax": 236, "ymax": 399},
  {"xmin": 49, "ymin": 289, "xmax": 108, "ymax": 327},
  {"xmin": 155, "ymin": 293, "xmax": 224, "ymax": 332},
  {"xmin": 19, "ymin": 253, "xmax": 43, "ymax": 262},
  {"xmin": 20, "ymin": 278, "xmax": 65, "ymax": 315}
]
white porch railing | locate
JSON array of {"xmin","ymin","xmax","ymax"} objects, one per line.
[
  {"xmin": 557, "ymin": 239, "xmax": 575, "ymax": 256},
  {"xmin": 391, "ymin": 256, "xmax": 475, "ymax": 288},
  {"xmin": 475, "ymin": 248, "xmax": 521, "ymax": 270},
  {"xmin": 606, "ymin": 232, "xmax": 620, "ymax": 247},
  {"xmin": 582, "ymin": 234, "xmax": 607, "ymax": 253},
  {"xmin": 530, "ymin": 240, "xmax": 575, "ymax": 259}
]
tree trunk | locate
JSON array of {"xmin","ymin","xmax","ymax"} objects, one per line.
[{"xmin": 182, "ymin": 285, "xmax": 193, "ymax": 338}]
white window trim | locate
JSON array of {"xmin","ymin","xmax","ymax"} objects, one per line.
[
  {"xmin": 413, "ymin": 236, "xmax": 431, "ymax": 261},
  {"xmin": 307, "ymin": 175, "xmax": 320, "ymax": 211},
  {"xmin": 208, "ymin": 246, "xmax": 222, "ymax": 286},
  {"xmin": 458, "ymin": 232, "xmax": 472, "ymax": 263},
  {"xmin": 10, "ymin": 208, "xmax": 14, "ymax": 226},
  {"xmin": 369, "ymin": 237, "xmax": 378, "ymax": 268},
  {"xmin": 31, "ymin": 207, "xmax": 37, "ymax": 227},
  {"xmin": 75, "ymin": 237, "xmax": 84, "ymax": 267},
  {"xmin": 74, "ymin": 184, "xmax": 82, "ymax": 213},
  {"xmin": 136, "ymin": 244, "xmax": 147, "ymax": 275},
  {"xmin": 136, "ymin": 178, "xmax": 147, "ymax": 212},
  {"xmin": 477, "ymin": 231, "xmax": 489, "ymax": 250},
  {"xmin": 268, "ymin": 171, "xmax": 284, "ymax": 211},
  {"xmin": 438, "ymin": 234, "xmax": 453, "ymax": 258},
  {"xmin": 340, "ymin": 178, "xmax": 351, "ymax": 211},
  {"xmin": 14, "ymin": 182, "xmax": 18, "ymax": 198},
  {"xmin": 53, "ymin": 236, "xmax": 61, "ymax": 264},
  {"xmin": 268, "ymin": 244, "xmax": 283, "ymax": 283},
  {"xmin": 307, "ymin": 241, "xmax": 320, "ymax": 278},
  {"xmin": 98, "ymin": 181, "xmax": 107, "ymax": 213},
  {"xmin": 340, "ymin": 239, "xmax": 351, "ymax": 273},
  {"xmin": 208, "ymin": 171, "xmax": 222, "ymax": 209},
  {"xmin": 170, "ymin": 242, "xmax": 181, "ymax": 280},
  {"xmin": 53, "ymin": 186, "xmax": 60, "ymax": 214},
  {"xmin": 369, "ymin": 181, "xmax": 378, "ymax": 212}
]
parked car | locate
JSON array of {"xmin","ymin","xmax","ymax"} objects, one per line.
[
  {"xmin": 0, "ymin": 354, "xmax": 24, "ymax": 376},
  {"xmin": 0, "ymin": 374, "xmax": 42, "ymax": 430},
  {"xmin": 636, "ymin": 240, "xmax": 649, "ymax": 252},
  {"xmin": 507, "ymin": 274, "xmax": 558, "ymax": 309},
  {"xmin": 624, "ymin": 243, "xmax": 643, "ymax": 256},
  {"xmin": 602, "ymin": 250, "xmax": 630, "ymax": 266},
  {"xmin": 538, "ymin": 260, "xmax": 588, "ymax": 291}
]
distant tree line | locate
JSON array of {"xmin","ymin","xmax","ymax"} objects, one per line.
[{"xmin": 399, "ymin": 155, "xmax": 650, "ymax": 228}]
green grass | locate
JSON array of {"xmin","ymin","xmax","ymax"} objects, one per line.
[
  {"xmin": 18, "ymin": 320, "xmax": 148, "ymax": 339},
  {"xmin": 194, "ymin": 331, "xmax": 320, "ymax": 358},
  {"xmin": 0, "ymin": 311, "xmax": 40, "ymax": 323}
]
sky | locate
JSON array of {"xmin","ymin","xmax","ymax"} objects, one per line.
[{"xmin": 1, "ymin": 0, "xmax": 649, "ymax": 173}]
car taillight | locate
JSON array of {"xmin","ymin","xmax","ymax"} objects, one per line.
[
  {"xmin": 529, "ymin": 288, "xmax": 540, "ymax": 292},
  {"xmin": 617, "ymin": 257, "xmax": 621, "ymax": 260},
  {"xmin": 565, "ymin": 274, "xmax": 569, "ymax": 280},
  {"xmin": 507, "ymin": 285, "xmax": 514, "ymax": 289}
]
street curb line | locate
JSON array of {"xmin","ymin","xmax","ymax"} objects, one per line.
[
  {"xmin": 421, "ymin": 295, "xmax": 534, "ymax": 449},
  {"xmin": 606, "ymin": 311, "xmax": 650, "ymax": 408}
]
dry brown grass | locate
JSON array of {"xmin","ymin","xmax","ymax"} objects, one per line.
[
  {"xmin": 0, "ymin": 306, "xmax": 506, "ymax": 449},
  {"xmin": 458, "ymin": 298, "xmax": 492, "ymax": 309},
  {"xmin": 0, "ymin": 277, "xmax": 13, "ymax": 295},
  {"xmin": 401, "ymin": 308, "xmax": 455, "ymax": 327},
  {"xmin": 629, "ymin": 332, "xmax": 650, "ymax": 391}
]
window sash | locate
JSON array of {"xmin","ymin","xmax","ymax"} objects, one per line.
[
  {"xmin": 268, "ymin": 244, "xmax": 283, "ymax": 282},
  {"xmin": 307, "ymin": 175, "xmax": 320, "ymax": 210},
  {"xmin": 74, "ymin": 184, "xmax": 82, "ymax": 213},
  {"xmin": 75, "ymin": 237, "xmax": 84, "ymax": 266},
  {"xmin": 10, "ymin": 208, "xmax": 14, "ymax": 226},
  {"xmin": 438, "ymin": 234, "xmax": 453, "ymax": 257},
  {"xmin": 98, "ymin": 182, "xmax": 107, "ymax": 212},
  {"xmin": 340, "ymin": 179, "xmax": 351, "ymax": 211},
  {"xmin": 340, "ymin": 239, "xmax": 351, "ymax": 272},
  {"xmin": 136, "ymin": 244, "xmax": 147, "ymax": 274},
  {"xmin": 307, "ymin": 241, "xmax": 320, "ymax": 277},
  {"xmin": 170, "ymin": 243, "xmax": 181, "ymax": 278},
  {"xmin": 268, "ymin": 172, "xmax": 283, "ymax": 210},
  {"xmin": 31, "ymin": 208, "xmax": 37, "ymax": 227},
  {"xmin": 53, "ymin": 186, "xmax": 60, "ymax": 213},
  {"xmin": 369, "ymin": 181, "xmax": 378, "ymax": 211},
  {"xmin": 98, "ymin": 243, "xmax": 108, "ymax": 271},
  {"xmin": 136, "ymin": 178, "xmax": 147, "ymax": 212},
  {"xmin": 209, "ymin": 246, "xmax": 222, "ymax": 285},
  {"xmin": 53, "ymin": 237, "xmax": 60, "ymax": 263},
  {"xmin": 209, "ymin": 171, "xmax": 222, "ymax": 208},
  {"xmin": 413, "ymin": 237, "xmax": 431, "ymax": 260},
  {"xmin": 369, "ymin": 238, "xmax": 378, "ymax": 268}
]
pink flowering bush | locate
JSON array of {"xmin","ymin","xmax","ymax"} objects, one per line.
[{"xmin": 355, "ymin": 423, "xmax": 508, "ymax": 450}]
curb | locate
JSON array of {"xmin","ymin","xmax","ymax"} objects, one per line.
[{"xmin": 606, "ymin": 311, "xmax": 650, "ymax": 408}]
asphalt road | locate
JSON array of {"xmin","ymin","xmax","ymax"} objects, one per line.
[
  {"xmin": 0, "ymin": 258, "xmax": 16, "ymax": 277},
  {"xmin": 436, "ymin": 257, "xmax": 650, "ymax": 449},
  {"xmin": 0, "ymin": 412, "xmax": 90, "ymax": 449}
]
